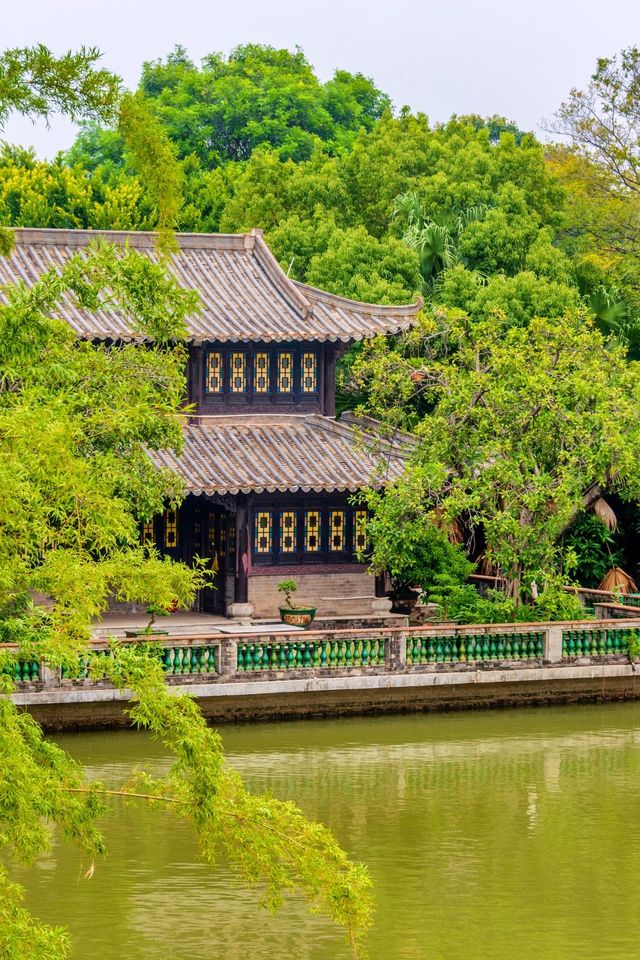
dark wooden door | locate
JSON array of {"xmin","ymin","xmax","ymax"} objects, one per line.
[{"xmin": 201, "ymin": 506, "xmax": 227, "ymax": 615}]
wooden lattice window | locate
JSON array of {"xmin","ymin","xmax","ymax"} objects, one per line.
[
  {"xmin": 254, "ymin": 352, "xmax": 270, "ymax": 393},
  {"xmin": 206, "ymin": 352, "xmax": 223, "ymax": 393},
  {"xmin": 141, "ymin": 518, "xmax": 155, "ymax": 544},
  {"xmin": 277, "ymin": 351, "xmax": 294, "ymax": 393},
  {"xmin": 280, "ymin": 511, "xmax": 297, "ymax": 553},
  {"xmin": 353, "ymin": 509, "xmax": 368, "ymax": 553},
  {"xmin": 329, "ymin": 510, "xmax": 346, "ymax": 551},
  {"xmin": 164, "ymin": 508, "xmax": 179, "ymax": 549},
  {"xmin": 230, "ymin": 351, "xmax": 247, "ymax": 393},
  {"xmin": 254, "ymin": 511, "xmax": 273, "ymax": 554},
  {"xmin": 301, "ymin": 351, "xmax": 317, "ymax": 393},
  {"xmin": 304, "ymin": 510, "xmax": 321, "ymax": 552}
]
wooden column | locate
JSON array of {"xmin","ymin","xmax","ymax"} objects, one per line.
[
  {"xmin": 375, "ymin": 572, "xmax": 387, "ymax": 598},
  {"xmin": 323, "ymin": 344, "xmax": 336, "ymax": 417},
  {"xmin": 234, "ymin": 494, "xmax": 249, "ymax": 604},
  {"xmin": 189, "ymin": 345, "xmax": 204, "ymax": 421}
]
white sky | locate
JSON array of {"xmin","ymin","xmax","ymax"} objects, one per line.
[{"xmin": 2, "ymin": 0, "xmax": 639, "ymax": 157}]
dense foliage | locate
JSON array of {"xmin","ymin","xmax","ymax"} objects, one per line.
[
  {"xmin": 352, "ymin": 307, "xmax": 640, "ymax": 605},
  {"xmin": 3, "ymin": 40, "xmax": 640, "ymax": 608},
  {"xmin": 0, "ymin": 46, "xmax": 372, "ymax": 960}
]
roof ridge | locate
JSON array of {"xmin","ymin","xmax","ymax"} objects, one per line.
[
  {"xmin": 294, "ymin": 279, "xmax": 423, "ymax": 316},
  {"xmin": 248, "ymin": 229, "xmax": 312, "ymax": 319},
  {"xmin": 11, "ymin": 227, "xmax": 249, "ymax": 250}
]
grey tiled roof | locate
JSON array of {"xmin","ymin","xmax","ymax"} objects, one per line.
[
  {"xmin": 150, "ymin": 414, "xmax": 411, "ymax": 495},
  {"xmin": 0, "ymin": 228, "xmax": 422, "ymax": 344}
]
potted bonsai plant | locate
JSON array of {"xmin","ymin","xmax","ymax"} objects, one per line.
[
  {"xmin": 125, "ymin": 602, "xmax": 172, "ymax": 638},
  {"xmin": 278, "ymin": 579, "xmax": 316, "ymax": 628}
]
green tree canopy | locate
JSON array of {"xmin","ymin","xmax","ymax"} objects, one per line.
[
  {"xmin": 352, "ymin": 308, "xmax": 640, "ymax": 602},
  {"xmin": 0, "ymin": 46, "xmax": 372, "ymax": 960}
]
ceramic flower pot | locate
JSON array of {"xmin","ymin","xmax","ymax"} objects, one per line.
[{"xmin": 279, "ymin": 607, "xmax": 317, "ymax": 628}]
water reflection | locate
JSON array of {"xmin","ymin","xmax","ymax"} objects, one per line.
[{"xmin": 14, "ymin": 703, "xmax": 640, "ymax": 959}]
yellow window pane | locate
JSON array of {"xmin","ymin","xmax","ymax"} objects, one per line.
[
  {"xmin": 230, "ymin": 352, "xmax": 247, "ymax": 393},
  {"xmin": 254, "ymin": 352, "xmax": 270, "ymax": 393},
  {"xmin": 206, "ymin": 352, "xmax": 223, "ymax": 393},
  {"xmin": 304, "ymin": 510, "xmax": 321, "ymax": 552},
  {"xmin": 353, "ymin": 510, "xmax": 367, "ymax": 553},
  {"xmin": 330, "ymin": 510, "xmax": 345, "ymax": 551},
  {"xmin": 280, "ymin": 511, "xmax": 297, "ymax": 553},
  {"xmin": 164, "ymin": 508, "xmax": 179, "ymax": 549},
  {"xmin": 254, "ymin": 511, "xmax": 273, "ymax": 553},
  {"xmin": 277, "ymin": 352, "xmax": 293, "ymax": 393},
  {"xmin": 302, "ymin": 352, "xmax": 317, "ymax": 393}
]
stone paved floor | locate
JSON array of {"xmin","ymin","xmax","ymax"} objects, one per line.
[{"xmin": 91, "ymin": 611, "xmax": 305, "ymax": 639}]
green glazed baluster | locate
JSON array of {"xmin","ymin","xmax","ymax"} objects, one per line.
[
  {"xmin": 302, "ymin": 643, "xmax": 311, "ymax": 668},
  {"xmin": 596, "ymin": 631, "xmax": 606, "ymax": 656},
  {"xmin": 458, "ymin": 637, "xmax": 466, "ymax": 662},
  {"xmin": 344, "ymin": 640, "xmax": 352, "ymax": 667},
  {"xmin": 605, "ymin": 630, "xmax": 613, "ymax": 654},
  {"xmin": 350, "ymin": 639, "xmax": 360, "ymax": 667},
  {"xmin": 190, "ymin": 648, "xmax": 199, "ymax": 674},
  {"xmin": 320, "ymin": 641, "xmax": 328, "ymax": 667},
  {"xmin": 406, "ymin": 637, "xmax": 414, "ymax": 664},
  {"xmin": 441, "ymin": 636, "xmax": 451, "ymax": 661},
  {"xmin": 435, "ymin": 637, "xmax": 444, "ymax": 662},
  {"xmin": 170, "ymin": 647, "xmax": 179, "ymax": 673},
  {"xmin": 503, "ymin": 633, "xmax": 512, "ymax": 660},
  {"xmin": 283, "ymin": 643, "xmax": 293, "ymax": 669},
  {"xmin": 361, "ymin": 639, "xmax": 369, "ymax": 667}
]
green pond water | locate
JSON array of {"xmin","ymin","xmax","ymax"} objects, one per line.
[{"xmin": 15, "ymin": 702, "xmax": 640, "ymax": 959}]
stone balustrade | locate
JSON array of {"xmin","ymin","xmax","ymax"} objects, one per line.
[{"xmin": 4, "ymin": 617, "xmax": 640, "ymax": 692}]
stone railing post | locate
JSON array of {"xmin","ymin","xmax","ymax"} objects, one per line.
[
  {"xmin": 38, "ymin": 663, "xmax": 59, "ymax": 688},
  {"xmin": 218, "ymin": 638, "xmax": 237, "ymax": 676},
  {"xmin": 386, "ymin": 631, "xmax": 406, "ymax": 670},
  {"xmin": 544, "ymin": 625, "xmax": 564, "ymax": 663}
]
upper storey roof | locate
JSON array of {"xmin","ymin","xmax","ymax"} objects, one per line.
[{"xmin": 0, "ymin": 227, "xmax": 422, "ymax": 344}]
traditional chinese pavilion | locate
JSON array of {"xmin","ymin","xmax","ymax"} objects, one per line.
[{"xmin": 1, "ymin": 228, "xmax": 421, "ymax": 619}]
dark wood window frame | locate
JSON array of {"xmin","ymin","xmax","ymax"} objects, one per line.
[
  {"xmin": 251, "ymin": 497, "xmax": 369, "ymax": 566},
  {"xmin": 203, "ymin": 343, "xmax": 320, "ymax": 406}
]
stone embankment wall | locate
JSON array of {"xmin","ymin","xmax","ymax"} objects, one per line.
[{"xmin": 9, "ymin": 618, "xmax": 640, "ymax": 731}]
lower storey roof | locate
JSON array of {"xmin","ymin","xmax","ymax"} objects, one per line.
[{"xmin": 150, "ymin": 414, "xmax": 410, "ymax": 495}]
